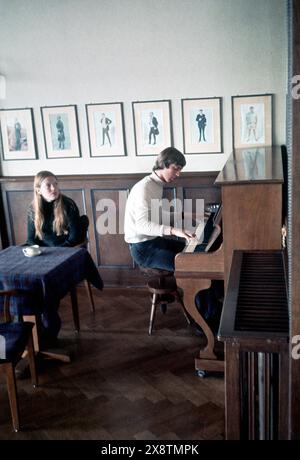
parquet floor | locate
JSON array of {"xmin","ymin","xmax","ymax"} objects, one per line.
[{"xmin": 0, "ymin": 286, "xmax": 225, "ymax": 440}]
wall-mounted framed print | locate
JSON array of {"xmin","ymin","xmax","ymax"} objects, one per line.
[
  {"xmin": 86, "ymin": 102, "xmax": 126, "ymax": 157},
  {"xmin": 0, "ymin": 107, "xmax": 38, "ymax": 160},
  {"xmin": 132, "ymin": 100, "xmax": 173, "ymax": 156},
  {"xmin": 41, "ymin": 104, "xmax": 81, "ymax": 159},
  {"xmin": 232, "ymin": 94, "xmax": 273, "ymax": 149},
  {"xmin": 181, "ymin": 97, "xmax": 222, "ymax": 154}
]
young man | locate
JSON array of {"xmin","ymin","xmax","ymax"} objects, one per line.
[{"xmin": 124, "ymin": 147, "xmax": 194, "ymax": 272}]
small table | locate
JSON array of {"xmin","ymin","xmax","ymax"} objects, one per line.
[{"xmin": 0, "ymin": 246, "xmax": 103, "ymax": 361}]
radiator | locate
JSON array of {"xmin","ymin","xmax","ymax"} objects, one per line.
[{"xmin": 218, "ymin": 250, "xmax": 289, "ymax": 440}]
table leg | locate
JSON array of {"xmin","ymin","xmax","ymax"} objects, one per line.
[
  {"xmin": 23, "ymin": 314, "xmax": 71, "ymax": 363},
  {"xmin": 70, "ymin": 286, "xmax": 80, "ymax": 332}
]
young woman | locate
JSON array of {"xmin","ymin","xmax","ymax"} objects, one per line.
[
  {"xmin": 26, "ymin": 170, "xmax": 81, "ymax": 247},
  {"xmin": 26, "ymin": 170, "xmax": 82, "ymax": 347}
]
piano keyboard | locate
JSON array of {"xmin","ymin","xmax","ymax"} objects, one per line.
[
  {"xmin": 183, "ymin": 204, "xmax": 221, "ymax": 254},
  {"xmin": 184, "ymin": 219, "xmax": 207, "ymax": 253}
]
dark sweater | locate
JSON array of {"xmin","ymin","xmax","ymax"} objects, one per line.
[{"xmin": 26, "ymin": 195, "xmax": 81, "ymax": 247}]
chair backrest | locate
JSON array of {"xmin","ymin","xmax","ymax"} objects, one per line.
[
  {"xmin": 78, "ymin": 215, "xmax": 89, "ymax": 245},
  {"xmin": 0, "ymin": 289, "xmax": 22, "ymax": 323}
]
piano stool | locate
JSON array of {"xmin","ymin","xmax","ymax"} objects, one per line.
[{"xmin": 139, "ymin": 267, "xmax": 190, "ymax": 335}]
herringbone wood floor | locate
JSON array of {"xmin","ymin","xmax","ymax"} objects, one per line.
[{"xmin": 0, "ymin": 286, "xmax": 225, "ymax": 440}]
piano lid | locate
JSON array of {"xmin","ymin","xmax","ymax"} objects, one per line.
[{"xmin": 215, "ymin": 145, "xmax": 284, "ymax": 185}]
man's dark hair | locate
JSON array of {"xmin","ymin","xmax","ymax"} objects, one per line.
[{"xmin": 152, "ymin": 147, "xmax": 186, "ymax": 171}]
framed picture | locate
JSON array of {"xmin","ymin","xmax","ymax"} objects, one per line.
[
  {"xmin": 132, "ymin": 100, "xmax": 173, "ymax": 156},
  {"xmin": 0, "ymin": 107, "xmax": 37, "ymax": 160},
  {"xmin": 86, "ymin": 102, "xmax": 126, "ymax": 157},
  {"xmin": 41, "ymin": 105, "xmax": 81, "ymax": 158},
  {"xmin": 232, "ymin": 94, "xmax": 273, "ymax": 149},
  {"xmin": 181, "ymin": 97, "xmax": 222, "ymax": 154}
]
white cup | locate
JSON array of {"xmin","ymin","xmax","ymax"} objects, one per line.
[{"xmin": 23, "ymin": 245, "xmax": 40, "ymax": 257}]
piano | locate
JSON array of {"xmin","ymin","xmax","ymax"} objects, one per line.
[
  {"xmin": 175, "ymin": 146, "xmax": 284, "ymax": 376},
  {"xmin": 175, "ymin": 205, "xmax": 225, "ymax": 376}
]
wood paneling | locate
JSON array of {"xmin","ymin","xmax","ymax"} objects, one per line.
[
  {"xmin": 0, "ymin": 172, "xmax": 220, "ymax": 286},
  {"xmin": 5, "ymin": 190, "xmax": 32, "ymax": 245},
  {"xmin": 91, "ymin": 188, "xmax": 132, "ymax": 268}
]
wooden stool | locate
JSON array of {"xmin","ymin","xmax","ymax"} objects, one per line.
[{"xmin": 141, "ymin": 269, "xmax": 190, "ymax": 335}]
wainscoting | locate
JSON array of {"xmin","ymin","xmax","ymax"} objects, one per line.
[{"xmin": 0, "ymin": 172, "xmax": 220, "ymax": 286}]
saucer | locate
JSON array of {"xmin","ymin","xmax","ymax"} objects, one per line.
[{"xmin": 24, "ymin": 250, "xmax": 42, "ymax": 257}]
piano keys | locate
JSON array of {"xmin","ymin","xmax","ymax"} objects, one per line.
[{"xmin": 183, "ymin": 204, "xmax": 222, "ymax": 253}]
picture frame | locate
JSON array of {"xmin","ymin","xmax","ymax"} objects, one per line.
[
  {"xmin": 86, "ymin": 102, "xmax": 126, "ymax": 157},
  {"xmin": 181, "ymin": 97, "xmax": 222, "ymax": 154},
  {"xmin": 41, "ymin": 104, "xmax": 81, "ymax": 159},
  {"xmin": 0, "ymin": 107, "xmax": 38, "ymax": 160},
  {"xmin": 232, "ymin": 94, "xmax": 273, "ymax": 149},
  {"xmin": 132, "ymin": 100, "xmax": 173, "ymax": 156}
]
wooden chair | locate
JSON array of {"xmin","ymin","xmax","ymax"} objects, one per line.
[
  {"xmin": 0, "ymin": 289, "xmax": 38, "ymax": 432},
  {"xmin": 75, "ymin": 215, "xmax": 95, "ymax": 313},
  {"xmin": 139, "ymin": 267, "xmax": 190, "ymax": 335}
]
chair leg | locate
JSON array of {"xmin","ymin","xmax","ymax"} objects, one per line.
[
  {"xmin": 5, "ymin": 363, "xmax": 20, "ymax": 432},
  {"xmin": 84, "ymin": 280, "xmax": 95, "ymax": 313},
  {"xmin": 27, "ymin": 333, "xmax": 38, "ymax": 387},
  {"xmin": 149, "ymin": 293, "xmax": 158, "ymax": 335}
]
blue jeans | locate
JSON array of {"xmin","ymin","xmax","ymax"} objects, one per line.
[{"xmin": 129, "ymin": 237, "xmax": 186, "ymax": 272}]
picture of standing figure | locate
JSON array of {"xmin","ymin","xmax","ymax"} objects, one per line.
[
  {"xmin": 7, "ymin": 116, "xmax": 28, "ymax": 152},
  {"xmin": 43, "ymin": 106, "xmax": 79, "ymax": 157},
  {"xmin": 100, "ymin": 113, "xmax": 112, "ymax": 146},
  {"xmin": 56, "ymin": 116, "xmax": 65, "ymax": 149},
  {"xmin": 196, "ymin": 109, "xmax": 207, "ymax": 142},
  {"xmin": 1, "ymin": 108, "xmax": 35, "ymax": 158},
  {"xmin": 133, "ymin": 101, "xmax": 171, "ymax": 156},
  {"xmin": 14, "ymin": 118, "xmax": 22, "ymax": 150},
  {"xmin": 148, "ymin": 112, "xmax": 159, "ymax": 145},
  {"xmin": 240, "ymin": 102, "xmax": 265, "ymax": 145},
  {"xmin": 245, "ymin": 106, "xmax": 258, "ymax": 142}
]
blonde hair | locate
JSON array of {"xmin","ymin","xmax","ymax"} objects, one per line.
[{"xmin": 31, "ymin": 171, "xmax": 68, "ymax": 240}]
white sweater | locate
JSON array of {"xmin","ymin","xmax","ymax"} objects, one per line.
[{"xmin": 124, "ymin": 172, "xmax": 172, "ymax": 243}]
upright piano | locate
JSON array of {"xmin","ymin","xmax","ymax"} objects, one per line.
[{"xmin": 175, "ymin": 146, "xmax": 284, "ymax": 375}]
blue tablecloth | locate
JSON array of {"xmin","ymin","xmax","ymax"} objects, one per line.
[{"xmin": 0, "ymin": 246, "xmax": 103, "ymax": 316}]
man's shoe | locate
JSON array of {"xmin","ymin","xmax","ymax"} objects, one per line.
[{"xmin": 160, "ymin": 303, "xmax": 167, "ymax": 314}]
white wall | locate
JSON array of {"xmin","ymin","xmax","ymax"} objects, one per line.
[{"xmin": 0, "ymin": 0, "xmax": 287, "ymax": 176}]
